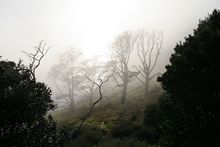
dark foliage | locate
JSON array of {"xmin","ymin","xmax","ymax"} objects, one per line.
[
  {"xmin": 157, "ymin": 9, "xmax": 220, "ymax": 147},
  {"xmin": 143, "ymin": 103, "xmax": 162, "ymax": 144},
  {"xmin": 111, "ymin": 121, "xmax": 158, "ymax": 144},
  {"xmin": 111, "ymin": 121, "xmax": 141, "ymax": 138},
  {"xmin": 0, "ymin": 60, "xmax": 57, "ymax": 147},
  {"xmin": 60, "ymin": 126, "xmax": 105, "ymax": 147}
]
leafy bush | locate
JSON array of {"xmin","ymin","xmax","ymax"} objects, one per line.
[
  {"xmin": 158, "ymin": 9, "xmax": 220, "ymax": 146},
  {"xmin": 57, "ymin": 124, "xmax": 77, "ymax": 146},
  {"xmin": 0, "ymin": 60, "xmax": 57, "ymax": 147}
]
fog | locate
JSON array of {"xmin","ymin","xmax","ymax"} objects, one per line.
[
  {"xmin": 1, "ymin": 0, "xmax": 220, "ymax": 106},
  {"xmin": 1, "ymin": 1, "xmax": 220, "ymax": 146}
]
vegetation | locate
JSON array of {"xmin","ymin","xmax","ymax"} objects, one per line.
[
  {"xmin": 157, "ymin": 9, "xmax": 220, "ymax": 146},
  {"xmin": 1, "ymin": 9, "xmax": 220, "ymax": 147},
  {"xmin": 0, "ymin": 60, "xmax": 57, "ymax": 147}
]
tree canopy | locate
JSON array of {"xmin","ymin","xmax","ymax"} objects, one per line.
[
  {"xmin": 0, "ymin": 59, "xmax": 57, "ymax": 147},
  {"xmin": 157, "ymin": 9, "xmax": 220, "ymax": 146}
]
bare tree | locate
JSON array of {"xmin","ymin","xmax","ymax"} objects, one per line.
[
  {"xmin": 134, "ymin": 29, "xmax": 163, "ymax": 96},
  {"xmin": 79, "ymin": 73, "xmax": 111, "ymax": 131},
  {"xmin": 23, "ymin": 40, "xmax": 50, "ymax": 79},
  {"xmin": 111, "ymin": 31, "xmax": 135, "ymax": 104},
  {"xmin": 49, "ymin": 48, "xmax": 85, "ymax": 111}
]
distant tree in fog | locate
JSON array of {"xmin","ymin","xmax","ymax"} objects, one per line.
[
  {"xmin": 111, "ymin": 31, "xmax": 136, "ymax": 104},
  {"xmin": 134, "ymin": 29, "xmax": 163, "ymax": 96},
  {"xmin": 49, "ymin": 48, "xmax": 85, "ymax": 111}
]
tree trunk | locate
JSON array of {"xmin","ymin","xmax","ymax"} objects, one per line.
[
  {"xmin": 121, "ymin": 80, "xmax": 128, "ymax": 104},
  {"xmin": 89, "ymin": 93, "xmax": 93, "ymax": 107},
  {"xmin": 145, "ymin": 82, "xmax": 149, "ymax": 97},
  {"xmin": 145, "ymin": 75, "xmax": 149, "ymax": 97},
  {"xmin": 69, "ymin": 96, "xmax": 75, "ymax": 112}
]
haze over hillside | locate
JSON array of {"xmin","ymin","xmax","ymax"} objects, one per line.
[
  {"xmin": 1, "ymin": 0, "xmax": 220, "ymax": 84},
  {"xmin": 1, "ymin": 0, "xmax": 220, "ymax": 146}
]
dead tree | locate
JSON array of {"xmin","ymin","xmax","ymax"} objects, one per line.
[
  {"xmin": 23, "ymin": 40, "xmax": 50, "ymax": 80},
  {"xmin": 134, "ymin": 29, "xmax": 163, "ymax": 96},
  {"xmin": 78, "ymin": 74, "xmax": 111, "ymax": 131},
  {"xmin": 111, "ymin": 31, "xmax": 135, "ymax": 104}
]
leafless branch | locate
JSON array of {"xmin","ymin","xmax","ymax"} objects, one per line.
[
  {"xmin": 149, "ymin": 72, "xmax": 161, "ymax": 81},
  {"xmin": 78, "ymin": 74, "xmax": 111, "ymax": 131},
  {"xmin": 23, "ymin": 40, "xmax": 50, "ymax": 78}
]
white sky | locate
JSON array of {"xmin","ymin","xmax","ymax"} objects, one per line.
[{"xmin": 0, "ymin": 0, "xmax": 220, "ymax": 82}]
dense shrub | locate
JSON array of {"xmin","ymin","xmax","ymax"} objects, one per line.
[
  {"xmin": 158, "ymin": 9, "xmax": 220, "ymax": 147},
  {"xmin": 144, "ymin": 104, "xmax": 161, "ymax": 126},
  {"xmin": 111, "ymin": 121, "xmax": 142, "ymax": 138},
  {"xmin": 0, "ymin": 60, "xmax": 57, "ymax": 147},
  {"xmin": 62, "ymin": 127, "xmax": 104, "ymax": 147}
]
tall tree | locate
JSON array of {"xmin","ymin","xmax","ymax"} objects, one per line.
[
  {"xmin": 134, "ymin": 29, "xmax": 163, "ymax": 96},
  {"xmin": 158, "ymin": 10, "xmax": 220, "ymax": 147},
  {"xmin": 111, "ymin": 31, "xmax": 135, "ymax": 104},
  {"xmin": 49, "ymin": 48, "xmax": 85, "ymax": 111}
]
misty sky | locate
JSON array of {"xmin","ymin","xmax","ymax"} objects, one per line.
[{"xmin": 0, "ymin": 0, "xmax": 220, "ymax": 83}]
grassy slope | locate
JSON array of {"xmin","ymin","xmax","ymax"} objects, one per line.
[{"xmin": 52, "ymin": 84, "xmax": 162, "ymax": 131}]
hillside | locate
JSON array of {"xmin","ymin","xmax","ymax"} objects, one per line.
[{"xmin": 52, "ymin": 84, "xmax": 163, "ymax": 131}]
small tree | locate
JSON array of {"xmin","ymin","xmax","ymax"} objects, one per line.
[
  {"xmin": 79, "ymin": 73, "xmax": 111, "ymax": 130},
  {"xmin": 0, "ymin": 59, "xmax": 56, "ymax": 147},
  {"xmin": 134, "ymin": 29, "xmax": 163, "ymax": 96},
  {"xmin": 158, "ymin": 10, "xmax": 220, "ymax": 147}
]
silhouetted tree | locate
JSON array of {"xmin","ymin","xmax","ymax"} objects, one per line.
[
  {"xmin": 79, "ymin": 73, "xmax": 111, "ymax": 131},
  {"xmin": 111, "ymin": 31, "xmax": 135, "ymax": 104},
  {"xmin": 134, "ymin": 29, "xmax": 163, "ymax": 96},
  {"xmin": 158, "ymin": 10, "xmax": 220, "ymax": 147},
  {"xmin": 0, "ymin": 59, "xmax": 56, "ymax": 147}
]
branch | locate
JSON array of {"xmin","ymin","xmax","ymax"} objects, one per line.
[
  {"xmin": 23, "ymin": 40, "xmax": 50, "ymax": 78},
  {"xmin": 149, "ymin": 72, "xmax": 161, "ymax": 81},
  {"xmin": 134, "ymin": 73, "xmax": 145, "ymax": 85},
  {"xmin": 78, "ymin": 74, "xmax": 111, "ymax": 131},
  {"xmin": 149, "ymin": 34, "xmax": 163, "ymax": 73},
  {"xmin": 133, "ymin": 65, "xmax": 145, "ymax": 79}
]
